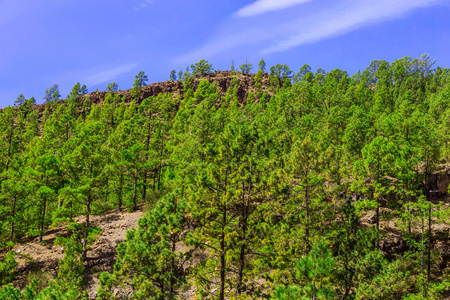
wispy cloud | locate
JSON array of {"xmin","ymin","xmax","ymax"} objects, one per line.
[
  {"xmin": 178, "ymin": 0, "xmax": 442, "ymax": 62},
  {"xmin": 263, "ymin": 0, "xmax": 441, "ymax": 54},
  {"xmin": 237, "ymin": 0, "xmax": 313, "ymax": 17},
  {"xmin": 82, "ymin": 63, "xmax": 137, "ymax": 86},
  {"xmin": 133, "ymin": 0, "xmax": 153, "ymax": 11},
  {"xmin": 175, "ymin": 28, "xmax": 273, "ymax": 65}
]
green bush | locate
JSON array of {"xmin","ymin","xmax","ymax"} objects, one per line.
[{"xmin": 0, "ymin": 251, "xmax": 17, "ymax": 285}]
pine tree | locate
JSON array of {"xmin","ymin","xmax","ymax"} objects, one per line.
[
  {"xmin": 61, "ymin": 120, "xmax": 108, "ymax": 259},
  {"xmin": 99, "ymin": 190, "xmax": 189, "ymax": 299},
  {"xmin": 258, "ymin": 59, "xmax": 266, "ymax": 73},
  {"xmin": 169, "ymin": 69, "xmax": 177, "ymax": 81},
  {"xmin": 274, "ymin": 238, "xmax": 336, "ymax": 300},
  {"xmin": 43, "ymin": 84, "xmax": 61, "ymax": 103},
  {"xmin": 240, "ymin": 59, "xmax": 253, "ymax": 74},
  {"xmin": 352, "ymin": 136, "xmax": 397, "ymax": 249}
]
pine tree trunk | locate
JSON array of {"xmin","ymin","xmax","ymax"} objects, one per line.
[
  {"xmin": 305, "ymin": 176, "xmax": 310, "ymax": 252},
  {"xmin": 10, "ymin": 195, "xmax": 17, "ymax": 240},
  {"xmin": 312, "ymin": 280, "xmax": 316, "ymax": 300},
  {"xmin": 133, "ymin": 175, "xmax": 138, "ymax": 211},
  {"xmin": 118, "ymin": 174, "xmax": 123, "ymax": 211},
  {"xmin": 219, "ymin": 206, "xmax": 226, "ymax": 300},
  {"xmin": 157, "ymin": 162, "xmax": 162, "ymax": 190},
  {"xmin": 421, "ymin": 211, "xmax": 424, "ymax": 272},
  {"xmin": 39, "ymin": 196, "xmax": 47, "ymax": 243},
  {"xmin": 428, "ymin": 204, "xmax": 432, "ymax": 281},
  {"xmin": 157, "ymin": 140, "xmax": 164, "ymax": 190},
  {"xmin": 237, "ymin": 224, "xmax": 247, "ymax": 297},
  {"xmin": 408, "ymin": 204, "xmax": 412, "ymax": 251},
  {"xmin": 142, "ymin": 172, "xmax": 147, "ymax": 202},
  {"xmin": 376, "ymin": 204, "xmax": 380, "ymax": 250},
  {"xmin": 170, "ymin": 235, "xmax": 176, "ymax": 295},
  {"xmin": 83, "ymin": 193, "xmax": 91, "ymax": 260},
  {"xmin": 237, "ymin": 179, "xmax": 249, "ymax": 297},
  {"xmin": 143, "ymin": 122, "xmax": 151, "ymax": 199},
  {"xmin": 170, "ymin": 195, "xmax": 177, "ymax": 295},
  {"xmin": 219, "ymin": 167, "xmax": 229, "ymax": 300}
]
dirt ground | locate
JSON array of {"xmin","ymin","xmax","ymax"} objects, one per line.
[{"xmin": 10, "ymin": 208, "xmax": 144, "ymax": 299}]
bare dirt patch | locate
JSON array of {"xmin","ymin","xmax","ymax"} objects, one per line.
[{"xmin": 9, "ymin": 208, "xmax": 144, "ymax": 298}]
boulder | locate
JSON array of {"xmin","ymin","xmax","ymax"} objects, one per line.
[{"xmin": 361, "ymin": 210, "xmax": 378, "ymax": 225}]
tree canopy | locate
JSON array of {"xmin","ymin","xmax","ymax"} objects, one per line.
[{"xmin": 1, "ymin": 55, "xmax": 450, "ymax": 299}]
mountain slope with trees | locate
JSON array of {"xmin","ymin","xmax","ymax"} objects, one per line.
[{"xmin": 1, "ymin": 55, "xmax": 450, "ymax": 299}]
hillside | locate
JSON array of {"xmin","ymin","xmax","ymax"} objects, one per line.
[
  {"xmin": 1, "ymin": 56, "xmax": 450, "ymax": 299},
  {"xmin": 27, "ymin": 71, "xmax": 272, "ymax": 118}
]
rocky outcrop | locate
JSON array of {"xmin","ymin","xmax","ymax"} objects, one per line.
[
  {"xmin": 437, "ymin": 173, "xmax": 449, "ymax": 194},
  {"xmin": 361, "ymin": 210, "xmax": 378, "ymax": 225},
  {"xmin": 27, "ymin": 71, "xmax": 272, "ymax": 118}
]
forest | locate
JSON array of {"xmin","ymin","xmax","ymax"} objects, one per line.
[{"xmin": 1, "ymin": 54, "xmax": 450, "ymax": 299}]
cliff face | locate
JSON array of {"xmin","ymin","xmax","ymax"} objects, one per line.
[
  {"xmin": 187, "ymin": 71, "xmax": 272, "ymax": 101},
  {"xmin": 29, "ymin": 71, "xmax": 272, "ymax": 116}
]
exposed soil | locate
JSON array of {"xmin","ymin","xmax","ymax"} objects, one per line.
[{"xmin": 10, "ymin": 208, "xmax": 144, "ymax": 299}]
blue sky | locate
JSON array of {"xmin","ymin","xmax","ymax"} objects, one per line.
[{"xmin": 0, "ymin": 0, "xmax": 449, "ymax": 107}]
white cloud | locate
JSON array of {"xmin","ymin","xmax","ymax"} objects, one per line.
[
  {"xmin": 237, "ymin": 0, "xmax": 313, "ymax": 17},
  {"xmin": 133, "ymin": 0, "xmax": 153, "ymax": 11},
  {"xmin": 82, "ymin": 63, "xmax": 137, "ymax": 86},
  {"xmin": 262, "ymin": 0, "xmax": 441, "ymax": 54},
  {"xmin": 179, "ymin": 0, "xmax": 442, "ymax": 62}
]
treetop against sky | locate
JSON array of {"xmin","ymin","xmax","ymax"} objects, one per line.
[{"xmin": 0, "ymin": 0, "xmax": 449, "ymax": 107}]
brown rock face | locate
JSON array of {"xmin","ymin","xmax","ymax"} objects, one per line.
[
  {"xmin": 140, "ymin": 80, "xmax": 184, "ymax": 100},
  {"xmin": 361, "ymin": 210, "xmax": 378, "ymax": 225},
  {"xmin": 437, "ymin": 173, "xmax": 449, "ymax": 194},
  {"xmin": 25, "ymin": 71, "xmax": 272, "ymax": 119}
]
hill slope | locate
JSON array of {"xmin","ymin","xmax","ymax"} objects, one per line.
[{"xmin": 1, "ymin": 58, "xmax": 450, "ymax": 299}]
